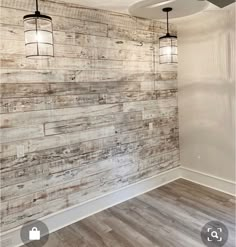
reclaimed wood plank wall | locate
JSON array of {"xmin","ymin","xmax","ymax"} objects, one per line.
[{"xmin": 0, "ymin": 0, "xmax": 179, "ymax": 232}]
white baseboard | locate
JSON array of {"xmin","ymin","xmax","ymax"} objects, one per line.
[
  {"xmin": 0, "ymin": 167, "xmax": 181, "ymax": 247},
  {"xmin": 180, "ymin": 167, "xmax": 236, "ymax": 196}
]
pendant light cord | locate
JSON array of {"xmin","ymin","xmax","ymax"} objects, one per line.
[
  {"xmin": 166, "ymin": 11, "xmax": 169, "ymax": 35},
  {"xmin": 35, "ymin": 0, "xmax": 39, "ymax": 13},
  {"xmin": 162, "ymin": 7, "xmax": 172, "ymax": 36}
]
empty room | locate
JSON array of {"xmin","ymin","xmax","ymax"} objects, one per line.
[{"xmin": 0, "ymin": 0, "xmax": 235, "ymax": 246}]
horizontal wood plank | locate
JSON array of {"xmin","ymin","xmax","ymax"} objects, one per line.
[
  {"xmin": 123, "ymin": 98, "xmax": 177, "ymax": 112},
  {"xmin": 0, "ymin": 39, "xmax": 155, "ymax": 62},
  {"xmin": 0, "ymin": 24, "xmax": 155, "ymax": 52},
  {"xmin": 1, "ymin": 125, "xmax": 116, "ymax": 157},
  {"xmin": 0, "ymin": 68, "xmax": 177, "ymax": 84},
  {"xmin": 0, "ymin": 81, "xmax": 143, "ymax": 98},
  {"xmin": 0, "ymin": 125, "xmax": 44, "ymax": 144},
  {"xmin": 0, "ymin": 104, "xmax": 123, "ymax": 128},
  {"xmin": 44, "ymin": 111, "xmax": 143, "ymax": 136}
]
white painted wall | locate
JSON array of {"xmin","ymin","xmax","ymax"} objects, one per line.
[{"xmin": 177, "ymin": 4, "xmax": 235, "ymax": 181}]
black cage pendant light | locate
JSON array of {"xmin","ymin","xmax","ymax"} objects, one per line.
[
  {"xmin": 23, "ymin": 0, "xmax": 54, "ymax": 58},
  {"xmin": 159, "ymin": 8, "xmax": 177, "ymax": 64}
]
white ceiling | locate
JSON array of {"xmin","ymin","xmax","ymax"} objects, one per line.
[
  {"xmin": 129, "ymin": 0, "xmax": 209, "ymax": 20},
  {"xmin": 59, "ymin": 0, "xmax": 140, "ymax": 14}
]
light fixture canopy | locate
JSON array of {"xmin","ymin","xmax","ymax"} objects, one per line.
[
  {"xmin": 159, "ymin": 7, "xmax": 177, "ymax": 64},
  {"xmin": 23, "ymin": 0, "xmax": 54, "ymax": 58}
]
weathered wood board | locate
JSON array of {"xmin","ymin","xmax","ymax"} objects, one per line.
[{"xmin": 0, "ymin": 0, "xmax": 179, "ymax": 232}]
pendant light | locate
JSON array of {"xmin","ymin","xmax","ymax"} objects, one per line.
[
  {"xmin": 23, "ymin": 0, "xmax": 54, "ymax": 58},
  {"xmin": 159, "ymin": 7, "xmax": 177, "ymax": 64}
]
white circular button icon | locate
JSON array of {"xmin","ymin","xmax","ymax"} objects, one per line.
[
  {"xmin": 201, "ymin": 221, "xmax": 228, "ymax": 247},
  {"xmin": 20, "ymin": 220, "xmax": 49, "ymax": 246}
]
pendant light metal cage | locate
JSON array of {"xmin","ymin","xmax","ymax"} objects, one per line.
[
  {"xmin": 23, "ymin": 0, "xmax": 54, "ymax": 58},
  {"xmin": 159, "ymin": 7, "xmax": 178, "ymax": 64},
  {"xmin": 159, "ymin": 34, "xmax": 178, "ymax": 64}
]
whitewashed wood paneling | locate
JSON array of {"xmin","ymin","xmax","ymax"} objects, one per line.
[{"xmin": 0, "ymin": 0, "xmax": 179, "ymax": 232}]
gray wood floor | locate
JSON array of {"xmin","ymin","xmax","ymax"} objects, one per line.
[{"xmin": 24, "ymin": 179, "xmax": 236, "ymax": 247}]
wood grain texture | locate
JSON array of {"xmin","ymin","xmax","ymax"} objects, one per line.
[
  {"xmin": 0, "ymin": 0, "xmax": 179, "ymax": 232},
  {"xmin": 20, "ymin": 179, "xmax": 235, "ymax": 247}
]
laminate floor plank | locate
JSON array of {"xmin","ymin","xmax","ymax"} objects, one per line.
[{"xmin": 21, "ymin": 179, "xmax": 235, "ymax": 247}]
